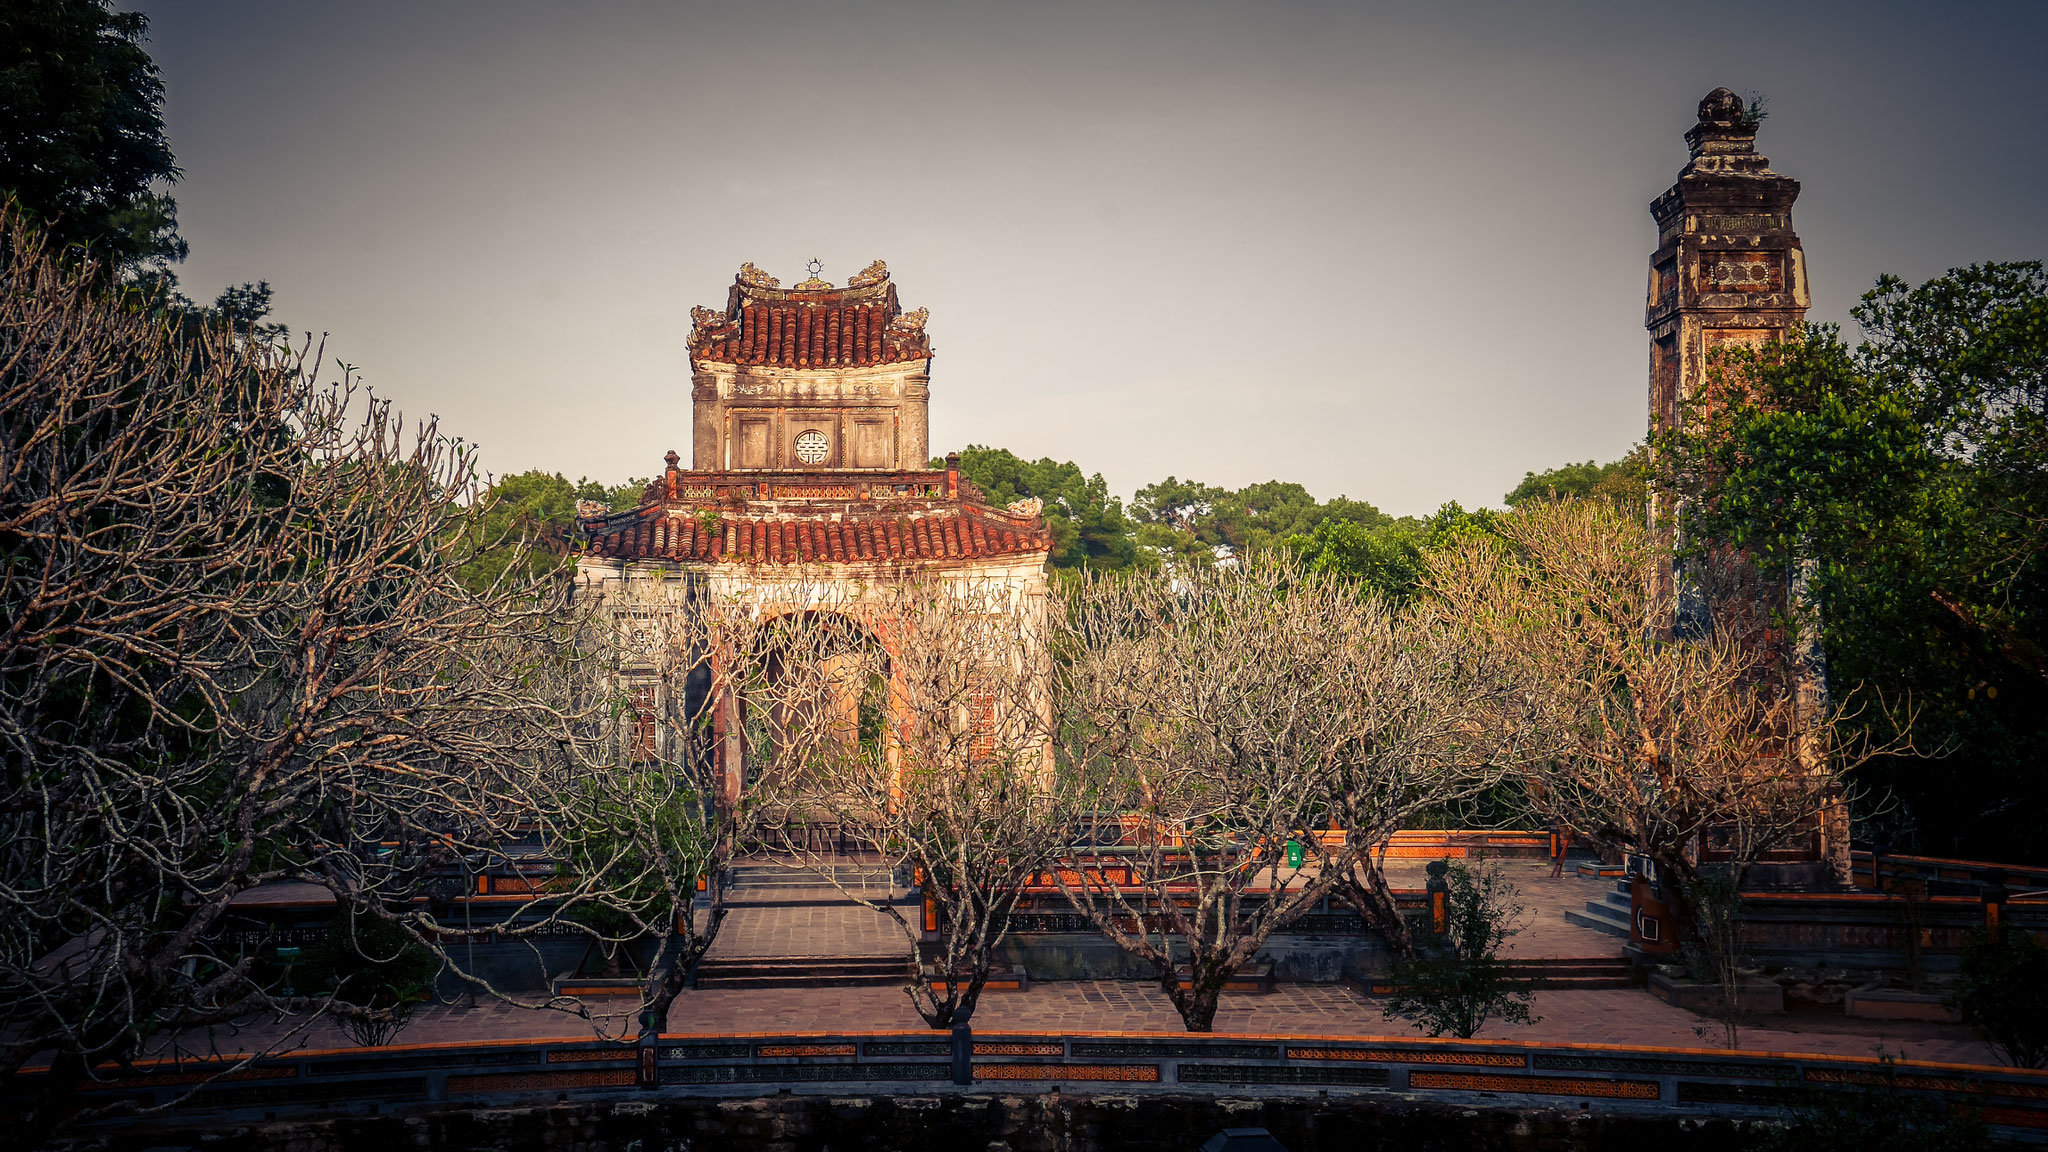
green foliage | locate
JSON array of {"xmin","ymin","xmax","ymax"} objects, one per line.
[
  {"xmin": 303, "ymin": 908, "xmax": 441, "ymax": 1047},
  {"xmin": 560, "ymin": 769, "xmax": 711, "ymax": 946},
  {"xmin": 601, "ymin": 476, "xmax": 652, "ymax": 513},
  {"xmin": 455, "ymin": 470, "xmax": 582, "ymax": 592},
  {"xmin": 1738, "ymin": 91, "xmax": 1770, "ymax": 129},
  {"xmin": 0, "ymin": 3, "xmax": 297, "ymax": 342},
  {"xmin": 1948, "ymin": 928, "xmax": 2048, "ymax": 1069},
  {"xmin": 0, "ymin": 0, "xmax": 184, "ymax": 271},
  {"xmin": 943, "ymin": 448, "xmax": 1484, "ymax": 594},
  {"xmin": 1134, "ymin": 477, "xmax": 1391, "ymax": 560},
  {"xmin": 1503, "ymin": 445, "xmax": 1647, "ymax": 508},
  {"xmin": 452, "ymin": 471, "xmax": 641, "ymax": 593},
  {"xmin": 1752, "ymin": 1054, "xmax": 1987, "ymax": 1152},
  {"xmin": 1280, "ymin": 518, "xmax": 1425, "ymax": 601},
  {"xmin": 1679, "ymin": 868, "xmax": 1750, "ymax": 1048},
  {"xmin": 1381, "ymin": 860, "xmax": 1536, "ymax": 1039},
  {"xmin": 941, "ymin": 445, "xmax": 1147, "ymax": 571},
  {"xmin": 1662, "ymin": 263, "xmax": 2048, "ymax": 859},
  {"xmin": 132, "ymin": 274, "xmax": 292, "ymax": 343},
  {"xmin": 1280, "ymin": 501, "xmax": 1499, "ymax": 602}
]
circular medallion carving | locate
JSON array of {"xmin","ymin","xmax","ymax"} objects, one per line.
[{"xmin": 793, "ymin": 430, "xmax": 829, "ymax": 464}]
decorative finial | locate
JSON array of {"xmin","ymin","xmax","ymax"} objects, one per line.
[
  {"xmin": 1684, "ymin": 87, "xmax": 1767, "ymax": 164},
  {"xmin": 847, "ymin": 259, "xmax": 889, "ymax": 289},
  {"xmin": 1698, "ymin": 87, "xmax": 1745, "ymax": 124},
  {"xmin": 736, "ymin": 262, "xmax": 779, "ymax": 289},
  {"xmin": 794, "ymin": 258, "xmax": 832, "ymax": 290}
]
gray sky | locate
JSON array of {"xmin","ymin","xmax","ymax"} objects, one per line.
[{"xmin": 138, "ymin": 1, "xmax": 2047, "ymax": 516}]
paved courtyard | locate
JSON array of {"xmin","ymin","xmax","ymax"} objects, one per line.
[
  {"xmin": 1380, "ymin": 857, "xmax": 1626, "ymax": 959},
  {"xmin": 147, "ymin": 861, "xmax": 2005, "ymax": 1069},
  {"xmin": 695, "ymin": 857, "xmax": 1630, "ymax": 967}
]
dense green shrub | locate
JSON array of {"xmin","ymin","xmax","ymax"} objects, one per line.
[
  {"xmin": 1949, "ymin": 928, "xmax": 2048, "ymax": 1069},
  {"xmin": 1380, "ymin": 860, "xmax": 1536, "ymax": 1039}
]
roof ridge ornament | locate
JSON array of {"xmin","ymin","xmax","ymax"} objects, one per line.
[
  {"xmin": 846, "ymin": 259, "xmax": 889, "ymax": 289},
  {"xmin": 794, "ymin": 257, "xmax": 833, "ymax": 290},
  {"xmin": 688, "ymin": 305, "xmax": 737, "ymax": 352},
  {"xmin": 736, "ymin": 262, "xmax": 780, "ymax": 289}
]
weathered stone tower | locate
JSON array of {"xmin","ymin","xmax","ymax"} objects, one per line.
[
  {"xmin": 1646, "ymin": 88, "xmax": 1810, "ymax": 432},
  {"xmin": 1646, "ymin": 92, "xmax": 1846, "ymax": 884}
]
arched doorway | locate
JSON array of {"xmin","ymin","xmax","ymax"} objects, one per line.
[{"xmin": 740, "ymin": 609, "xmax": 894, "ymax": 855}]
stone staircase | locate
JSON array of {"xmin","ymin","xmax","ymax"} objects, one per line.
[
  {"xmin": 694, "ymin": 860, "xmax": 913, "ymax": 990},
  {"xmin": 1564, "ymin": 877, "xmax": 1633, "ymax": 939}
]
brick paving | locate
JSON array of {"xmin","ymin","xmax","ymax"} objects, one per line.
[
  {"xmin": 1380, "ymin": 857, "xmax": 1627, "ymax": 959},
  {"xmin": 660, "ymin": 979, "xmax": 1999, "ymax": 1065},
  {"xmin": 156, "ymin": 971, "xmax": 2001, "ymax": 1069}
]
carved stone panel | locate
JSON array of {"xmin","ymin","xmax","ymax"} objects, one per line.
[{"xmin": 1698, "ymin": 251, "xmax": 1781, "ymax": 293}]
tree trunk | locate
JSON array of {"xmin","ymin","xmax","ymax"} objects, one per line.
[
  {"xmin": 1177, "ymin": 975, "xmax": 1224, "ymax": 1033},
  {"xmin": 22, "ymin": 1047, "xmax": 90, "ymax": 1149},
  {"xmin": 1335, "ymin": 856, "xmax": 1413, "ymax": 956},
  {"xmin": 1650, "ymin": 848, "xmax": 1701, "ymax": 947},
  {"xmin": 639, "ymin": 905, "xmax": 727, "ymax": 1038}
]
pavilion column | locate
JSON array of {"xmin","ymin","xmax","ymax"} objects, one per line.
[{"xmin": 714, "ymin": 672, "xmax": 743, "ymax": 807}]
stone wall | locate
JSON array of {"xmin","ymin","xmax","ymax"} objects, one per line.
[{"xmin": 62, "ymin": 1092, "xmax": 1767, "ymax": 1152}]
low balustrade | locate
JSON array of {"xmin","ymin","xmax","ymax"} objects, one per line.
[
  {"xmin": 1729, "ymin": 889, "xmax": 2048, "ymax": 971},
  {"xmin": 1851, "ymin": 849, "xmax": 2048, "ymax": 899}
]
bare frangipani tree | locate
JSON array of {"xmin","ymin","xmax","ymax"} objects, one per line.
[
  {"xmin": 750, "ymin": 576, "xmax": 1066, "ymax": 1029},
  {"xmin": 536, "ymin": 574, "xmax": 813, "ymax": 1038},
  {"xmin": 0, "ymin": 216, "xmax": 602, "ymax": 1137},
  {"xmin": 1434, "ymin": 500, "xmax": 1906, "ymax": 943},
  {"xmin": 1053, "ymin": 558, "xmax": 1428, "ymax": 1032},
  {"xmin": 1319, "ymin": 601, "xmax": 1522, "ymax": 957}
]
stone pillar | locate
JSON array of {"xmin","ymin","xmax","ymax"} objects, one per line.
[
  {"xmin": 899, "ymin": 368, "xmax": 931, "ymax": 468},
  {"xmin": 1648, "ymin": 88, "xmax": 1810, "ymax": 639},
  {"xmin": 691, "ymin": 368, "xmax": 722, "ymax": 470}
]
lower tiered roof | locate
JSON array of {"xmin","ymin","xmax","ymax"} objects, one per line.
[{"xmin": 578, "ymin": 463, "xmax": 1050, "ymax": 568}]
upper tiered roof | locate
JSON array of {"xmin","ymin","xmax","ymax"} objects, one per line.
[
  {"xmin": 686, "ymin": 260, "xmax": 931, "ymax": 369},
  {"xmin": 583, "ymin": 261, "xmax": 1048, "ymax": 570}
]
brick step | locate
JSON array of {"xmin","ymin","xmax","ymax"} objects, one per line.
[
  {"xmin": 1576, "ymin": 861, "xmax": 1629, "ymax": 879},
  {"xmin": 729, "ymin": 866, "xmax": 896, "ymax": 889},
  {"xmin": 1564, "ymin": 902, "xmax": 1631, "ymax": 939},
  {"xmin": 695, "ymin": 956, "xmax": 911, "ymax": 989},
  {"xmin": 722, "ymin": 889, "xmax": 912, "ymax": 909},
  {"xmin": 1356, "ymin": 957, "xmax": 1632, "ymax": 996},
  {"xmin": 1505, "ymin": 956, "xmax": 1631, "ymax": 972},
  {"xmin": 925, "ymin": 963, "xmax": 1028, "ymax": 994},
  {"xmin": 1504, "ymin": 956, "xmax": 1632, "ymax": 989},
  {"xmin": 1520, "ymin": 974, "xmax": 1636, "ymax": 990}
]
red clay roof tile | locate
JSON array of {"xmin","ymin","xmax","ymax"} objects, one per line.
[{"xmin": 687, "ymin": 266, "xmax": 931, "ymax": 368}]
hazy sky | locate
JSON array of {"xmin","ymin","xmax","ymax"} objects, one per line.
[{"xmin": 137, "ymin": 1, "xmax": 2047, "ymax": 516}]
